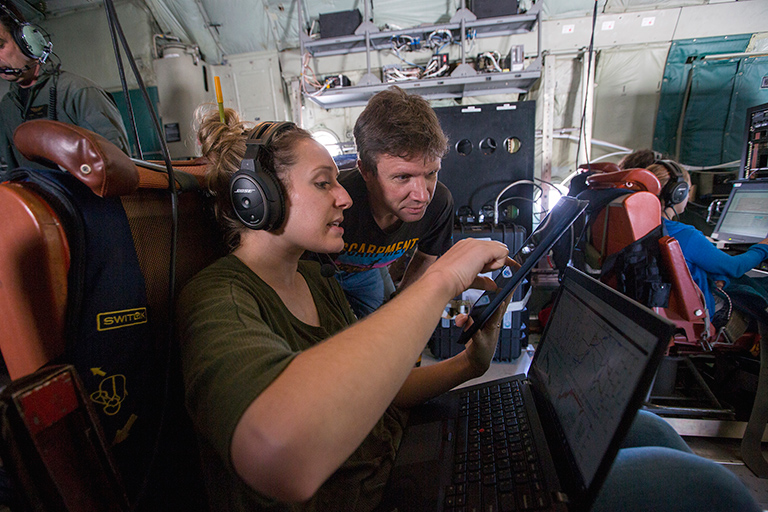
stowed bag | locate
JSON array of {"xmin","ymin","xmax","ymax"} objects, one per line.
[
  {"xmin": 9, "ymin": 168, "xmax": 160, "ymax": 498},
  {"xmin": 600, "ymin": 224, "xmax": 671, "ymax": 308}
]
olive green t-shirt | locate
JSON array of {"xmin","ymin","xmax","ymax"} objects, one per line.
[{"xmin": 177, "ymin": 255, "xmax": 407, "ymax": 511}]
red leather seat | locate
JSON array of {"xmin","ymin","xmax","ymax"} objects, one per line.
[{"xmin": 583, "ymin": 167, "xmax": 714, "ymax": 347}]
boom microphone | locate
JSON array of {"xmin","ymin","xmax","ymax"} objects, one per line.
[
  {"xmin": 0, "ymin": 63, "xmax": 33, "ymax": 76},
  {"xmin": 0, "ymin": 66, "xmax": 24, "ymax": 75},
  {"xmin": 320, "ymin": 263, "xmax": 337, "ymax": 278},
  {"xmin": 316, "ymin": 252, "xmax": 340, "ymax": 278}
]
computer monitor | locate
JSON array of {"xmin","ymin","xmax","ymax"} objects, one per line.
[
  {"xmin": 711, "ymin": 181, "xmax": 768, "ymax": 243},
  {"xmin": 740, "ymin": 101, "xmax": 768, "ymax": 180}
]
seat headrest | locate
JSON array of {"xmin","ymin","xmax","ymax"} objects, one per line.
[
  {"xmin": 13, "ymin": 120, "xmax": 139, "ymax": 197},
  {"xmin": 578, "ymin": 162, "xmax": 621, "ymax": 174},
  {"xmin": 585, "ymin": 168, "xmax": 662, "ymax": 196}
]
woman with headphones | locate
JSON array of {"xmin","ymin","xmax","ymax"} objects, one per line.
[
  {"xmin": 619, "ymin": 150, "xmax": 768, "ymax": 326},
  {"xmin": 177, "ymin": 106, "xmax": 512, "ymax": 510}
]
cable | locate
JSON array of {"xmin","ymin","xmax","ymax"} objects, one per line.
[
  {"xmin": 590, "ymin": 150, "xmax": 632, "ymax": 163},
  {"xmin": 300, "ymin": 52, "xmax": 332, "ymax": 97},
  {"xmin": 497, "ymin": 196, "xmax": 547, "ymax": 222},
  {"xmin": 463, "ymin": 28, "xmax": 476, "ymax": 57},
  {"xmin": 104, "ymin": 4, "xmax": 141, "ymax": 159},
  {"xmin": 103, "ymin": 1, "xmax": 179, "ymax": 510},
  {"xmin": 573, "ymin": 0, "xmax": 600, "ymax": 173},
  {"xmin": 478, "ymin": 51, "xmax": 502, "ymax": 72},
  {"xmin": 493, "ymin": 180, "xmax": 543, "ymax": 225},
  {"xmin": 390, "ymin": 35, "xmax": 426, "ymax": 71},
  {"xmin": 533, "ymin": 176, "xmax": 564, "ymax": 190},
  {"xmin": 685, "ymin": 160, "xmax": 740, "ymax": 173}
]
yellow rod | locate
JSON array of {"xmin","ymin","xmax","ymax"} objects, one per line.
[{"xmin": 214, "ymin": 76, "xmax": 225, "ymax": 123}]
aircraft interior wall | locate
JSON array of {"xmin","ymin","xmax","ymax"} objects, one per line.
[{"xmin": 29, "ymin": 1, "xmax": 768, "ymax": 174}]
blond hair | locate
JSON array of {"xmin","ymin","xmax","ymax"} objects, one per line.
[{"xmin": 194, "ymin": 104, "xmax": 314, "ymax": 249}]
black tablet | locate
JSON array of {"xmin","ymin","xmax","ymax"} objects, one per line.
[{"xmin": 456, "ymin": 196, "xmax": 589, "ymax": 344}]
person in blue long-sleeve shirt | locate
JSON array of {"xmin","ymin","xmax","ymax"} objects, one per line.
[
  {"xmin": 619, "ymin": 150, "xmax": 768, "ymax": 323},
  {"xmin": 662, "ymin": 219, "xmax": 768, "ymax": 318}
]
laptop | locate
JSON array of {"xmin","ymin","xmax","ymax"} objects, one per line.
[
  {"xmin": 457, "ymin": 196, "xmax": 589, "ymax": 344},
  {"xmin": 379, "ymin": 265, "xmax": 674, "ymax": 512},
  {"xmin": 711, "ymin": 180, "xmax": 768, "ymax": 244}
]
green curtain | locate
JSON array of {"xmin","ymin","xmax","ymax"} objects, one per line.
[
  {"xmin": 109, "ymin": 86, "xmax": 163, "ymax": 161},
  {"xmin": 653, "ymin": 34, "xmax": 768, "ymax": 166}
]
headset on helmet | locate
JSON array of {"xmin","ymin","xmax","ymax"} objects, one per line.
[
  {"xmin": 655, "ymin": 159, "xmax": 689, "ymax": 206},
  {"xmin": 230, "ymin": 121, "xmax": 295, "ymax": 231},
  {"xmin": 0, "ymin": 3, "xmax": 52, "ymax": 62}
]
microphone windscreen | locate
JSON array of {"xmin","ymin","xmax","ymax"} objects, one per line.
[{"xmin": 320, "ymin": 263, "xmax": 337, "ymax": 278}]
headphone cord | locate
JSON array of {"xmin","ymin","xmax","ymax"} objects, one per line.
[{"xmin": 47, "ymin": 64, "xmax": 58, "ymax": 121}]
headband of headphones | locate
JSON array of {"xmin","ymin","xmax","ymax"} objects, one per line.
[
  {"xmin": 655, "ymin": 159, "xmax": 689, "ymax": 206},
  {"xmin": 0, "ymin": 3, "xmax": 52, "ymax": 61},
  {"xmin": 229, "ymin": 121, "xmax": 296, "ymax": 231}
]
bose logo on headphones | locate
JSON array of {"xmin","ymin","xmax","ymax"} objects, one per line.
[{"xmin": 234, "ymin": 188, "xmax": 256, "ymax": 194}]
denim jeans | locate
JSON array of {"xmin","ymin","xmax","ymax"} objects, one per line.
[
  {"xmin": 335, "ymin": 268, "xmax": 390, "ymax": 318},
  {"xmin": 591, "ymin": 410, "xmax": 760, "ymax": 512}
]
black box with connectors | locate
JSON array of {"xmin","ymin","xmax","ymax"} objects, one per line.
[{"xmin": 319, "ymin": 10, "xmax": 363, "ymax": 39}]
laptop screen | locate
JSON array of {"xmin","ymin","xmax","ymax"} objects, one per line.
[
  {"xmin": 711, "ymin": 181, "xmax": 768, "ymax": 244},
  {"xmin": 528, "ymin": 266, "xmax": 671, "ymax": 509}
]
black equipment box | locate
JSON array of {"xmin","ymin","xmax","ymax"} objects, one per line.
[
  {"xmin": 429, "ymin": 309, "xmax": 527, "ymax": 361},
  {"xmin": 434, "ymin": 101, "xmax": 536, "ymax": 234},
  {"xmin": 429, "ymin": 224, "xmax": 528, "ymax": 361},
  {"xmin": 470, "ymin": 0, "xmax": 519, "ymax": 19},
  {"xmin": 319, "ymin": 10, "xmax": 362, "ymax": 39}
]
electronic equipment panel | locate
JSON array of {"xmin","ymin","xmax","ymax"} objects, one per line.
[
  {"xmin": 741, "ymin": 101, "xmax": 768, "ymax": 180},
  {"xmin": 434, "ymin": 101, "xmax": 535, "ymax": 232}
]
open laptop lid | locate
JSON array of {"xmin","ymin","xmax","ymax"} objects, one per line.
[
  {"xmin": 457, "ymin": 196, "xmax": 589, "ymax": 344},
  {"xmin": 527, "ymin": 266, "xmax": 674, "ymax": 512},
  {"xmin": 711, "ymin": 180, "xmax": 768, "ymax": 244}
]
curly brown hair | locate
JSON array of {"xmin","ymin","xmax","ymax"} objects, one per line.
[
  {"xmin": 194, "ymin": 105, "xmax": 313, "ymax": 249},
  {"xmin": 617, "ymin": 149, "xmax": 690, "ymax": 205},
  {"xmin": 618, "ymin": 149, "xmax": 659, "ymax": 171},
  {"xmin": 353, "ymin": 86, "xmax": 448, "ymax": 174}
]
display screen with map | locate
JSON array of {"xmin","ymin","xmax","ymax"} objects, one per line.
[{"xmin": 529, "ymin": 272, "xmax": 662, "ymax": 487}]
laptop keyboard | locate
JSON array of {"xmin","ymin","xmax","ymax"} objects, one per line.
[{"xmin": 445, "ymin": 380, "xmax": 551, "ymax": 512}]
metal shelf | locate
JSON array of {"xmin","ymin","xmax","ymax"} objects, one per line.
[
  {"xmin": 305, "ymin": 59, "xmax": 542, "ymax": 109},
  {"xmin": 303, "ymin": 11, "xmax": 539, "ymax": 58},
  {"xmin": 298, "ymin": 2, "xmax": 542, "ymax": 109}
]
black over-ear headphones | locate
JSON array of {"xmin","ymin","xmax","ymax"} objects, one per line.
[
  {"xmin": 655, "ymin": 160, "xmax": 689, "ymax": 206},
  {"xmin": 230, "ymin": 121, "xmax": 295, "ymax": 231},
  {"xmin": 0, "ymin": 3, "xmax": 52, "ymax": 62}
]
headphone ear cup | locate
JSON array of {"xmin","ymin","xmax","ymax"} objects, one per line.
[
  {"xmin": 657, "ymin": 160, "xmax": 689, "ymax": 206},
  {"xmin": 230, "ymin": 120, "xmax": 294, "ymax": 231},
  {"xmin": 15, "ymin": 23, "xmax": 49, "ymax": 60},
  {"xmin": 229, "ymin": 168, "xmax": 285, "ymax": 231},
  {"xmin": 257, "ymin": 167, "xmax": 285, "ymax": 229},
  {"xmin": 666, "ymin": 181, "xmax": 689, "ymax": 206}
]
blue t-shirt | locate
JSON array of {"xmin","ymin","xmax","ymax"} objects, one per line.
[{"xmin": 663, "ymin": 219, "xmax": 768, "ymax": 317}]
